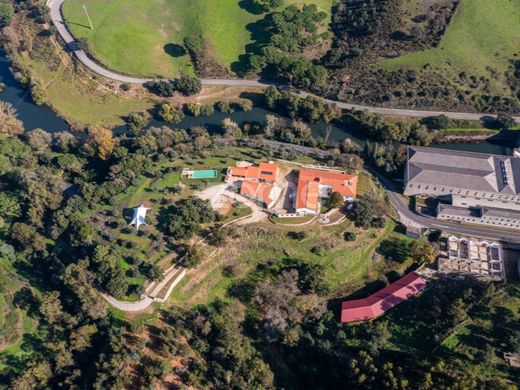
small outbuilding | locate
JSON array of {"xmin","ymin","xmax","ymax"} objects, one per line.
[
  {"xmin": 129, "ymin": 204, "xmax": 150, "ymax": 230},
  {"xmin": 340, "ymin": 272, "xmax": 426, "ymax": 323}
]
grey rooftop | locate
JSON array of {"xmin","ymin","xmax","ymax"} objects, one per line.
[{"xmin": 406, "ymin": 146, "xmax": 520, "ymax": 195}]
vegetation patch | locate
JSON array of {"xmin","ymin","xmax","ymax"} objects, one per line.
[{"xmin": 62, "ymin": 0, "xmax": 333, "ymax": 78}]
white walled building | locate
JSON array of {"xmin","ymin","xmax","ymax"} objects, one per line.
[
  {"xmin": 404, "ymin": 146, "xmax": 520, "ymax": 229},
  {"xmin": 404, "ymin": 146, "xmax": 520, "ymax": 211}
]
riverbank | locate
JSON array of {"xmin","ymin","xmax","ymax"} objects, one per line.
[
  {"xmin": 2, "ymin": 11, "xmax": 155, "ymax": 129},
  {"xmin": 0, "ymin": 11, "xmax": 517, "ymax": 156}
]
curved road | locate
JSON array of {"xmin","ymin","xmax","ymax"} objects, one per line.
[
  {"xmin": 363, "ymin": 165, "xmax": 520, "ymax": 244},
  {"xmin": 48, "ymin": 0, "xmax": 520, "ymax": 123}
]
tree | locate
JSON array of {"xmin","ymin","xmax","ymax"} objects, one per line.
[
  {"xmin": 0, "ymin": 101, "xmax": 24, "ymax": 135},
  {"xmin": 144, "ymin": 80, "xmax": 176, "ymax": 97},
  {"xmin": 495, "ymin": 112, "xmax": 516, "ymax": 129},
  {"xmin": 0, "ymin": 3, "xmax": 13, "ymax": 26},
  {"xmin": 326, "ymin": 191, "xmax": 344, "ymax": 209},
  {"xmin": 76, "ymin": 37, "xmax": 90, "ymax": 51},
  {"xmin": 39, "ymin": 291, "xmax": 65, "ymax": 324},
  {"xmin": 0, "ymin": 192, "xmax": 21, "ymax": 220},
  {"xmin": 26, "ymin": 128, "xmax": 52, "ymax": 152},
  {"xmin": 409, "ymin": 239, "xmax": 439, "ymax": 265},
  {"xmin": 89, "ymin": 127, "xmax": 115, "ymax": 160},
  {"xmin": 378, "ymin": 238, "xmax": 410, "ymax": 263},
  {"xmin": 175, "ymin": 74, "xmax": 202, "ymax": 96},
  {"xmin": 252, "ymin": 0, "xmax": 281, "ymax": 12},
  {"xmin": 344, "ymin": 231, "xmax": 356, "ymax": 241},
  {"xmin": 163, "ymin": 198, "xmax": 215, "ymax": 240},
  {"xmin": 70, "ymin": 324, "xmax": 98, "ymax": 351},
  {"xmin": 216, "ymin": 100, "xmax": 233, "ymax": 113},
  {"xmin": 349, "ymin": 199, "xmax": 375, "ymax": 228},
  {"xmin": 0, "ymin": 154, "xmax": 10, "ymax": 175},
  {"xmin": 157, "ymin": 103, "xmax": 185, "ymax": 123},
  {"xmin": 126, "ymin": 112, "xmax": 149, "ymax": 134},
  {"xmin": 184, "ymin": 243, "xmax": 204, "ymax": 268},
  {"xmin": 420, "ymin": 115, "xmax": 449, "ymax": 130},
  {"xmin": 52, "ymin": 131, "xmax": 77, "ymax": 153},
  {"xmin": 222, "ymin": 117, "xmax": 242, "ymax": 137},
  {"xmin": 253, "ymin": 269, "xmax": 303, "ymax": 341}
]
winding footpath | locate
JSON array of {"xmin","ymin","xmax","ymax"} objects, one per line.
[{"xmin": 48, "ymin": 0, "xmax": 520, "ymax": 123}]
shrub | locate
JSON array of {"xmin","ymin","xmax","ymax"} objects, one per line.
[
  {"xmin": 200, "ymin": 104, "xmax": 215, "ymax": 117},
  {"xmin": 216, "ymin": 101, "xmax": 233, "ymax": 113},
  {"xmin": 344, "ymin": 232, "xmax": 356, "ymax": 241},
  {"xmin": 144, "ymin": 81, "xmax": 176, "ymax": 97},
  {"xmin": 175, "ymin": 75, "xmax": 202, "ymax": 96},
  {"xmin": 158, "ymin": 103, "xmax": 185, "ymax": 123}
]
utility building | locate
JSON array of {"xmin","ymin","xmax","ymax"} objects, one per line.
[{"xmin": 404, "ymin": 146, "xmax": 520, "ymax": 229}]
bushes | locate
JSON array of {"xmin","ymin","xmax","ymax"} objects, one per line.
[
  {"xmin": 145, "ymin": 76, "xmax": 202, "ymax": 97},
  {"xmin": 216, "ymin": 100, "xmax": 233, "ymax": 113},
  {"xmin": 349, "ymin": 198, "xmax": 386, "ymax": 229},
  {"xmin": 175, "ymin": 74, "xmax": 202, "ymax": 96},
  {"xmin": 344, "ymin": 231, "xmax": 356, "ymax": 241},
  {"xmin": 157, "ymin": 103, "xmax": 185, "ymax": 123},
  {"xmin": 144, "ymin": 81, "xmax": 177, "ymax": 97}
]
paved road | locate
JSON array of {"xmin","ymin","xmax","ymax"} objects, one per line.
[
  {"xmin": 48, "ymin": 0, "xmax": 520, "ymax": 123},
  {"xmin": 364, "ymin": 166, "xmax": 520, "ymax": 244}
]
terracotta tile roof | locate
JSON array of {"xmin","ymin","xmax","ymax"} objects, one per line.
[
  {"xmin": 240, "ymin": 180, "xmax": 274, "ymax": 206},
  {"xmin": 296, "ymin": 169, "xmax": 358, "ymax": 212},
  {"xmin": 340, "ymin": 272, "xmax": 427, "ymax": 323},
  {"xmin": 295, "ymin": 179, "xmax": 320, "ymax": 212},
  {"xmin": 228, "ymin": 162, "xmax": 278, "ymax": 183}
]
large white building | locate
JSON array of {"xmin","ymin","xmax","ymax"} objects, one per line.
[{"xmin": 404, "ymin": 146, "xmax": 520, "ymax": 229}]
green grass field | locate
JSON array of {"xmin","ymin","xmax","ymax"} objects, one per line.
[
  {"xmin": 62, "ymin": 0, "xmax": 333, "ymax": 77},
  {"xmin": 380, "ymin": 0, "xmax": 520, "ymax": 94}
]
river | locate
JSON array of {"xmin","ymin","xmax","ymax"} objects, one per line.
[{"xmin": 0, "ymin": 52, "xmax": 516, "ymax": 155}]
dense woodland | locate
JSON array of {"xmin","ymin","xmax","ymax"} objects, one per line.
[
  {"xmin": 0, "ymin": 1, "xmax": 519, "ymax": 389},
  {"xmin": 0, "ymin": 89, "xmax": 519, "ymax": 387}
]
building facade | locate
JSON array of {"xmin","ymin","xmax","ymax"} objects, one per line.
[
  {"xmin": 404, "ymin": 146, "xmax": 520, "ymax": 227},
  {"xmin": 295, "ymin": 168, "xmax": 358, "ymax": 215}
]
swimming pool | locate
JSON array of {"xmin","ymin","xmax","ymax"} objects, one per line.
[{"xmin": 191, "ymin": 170, "xmax": 218, "ymax": 179}]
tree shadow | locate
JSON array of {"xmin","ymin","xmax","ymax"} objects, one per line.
[
  {"xmin": 231, "ymin": 14, "xmax": 273, "ymax": 76},
  {"xmin": 163, "ymin": 43, "xmax": 187, "ymax": 58},
  {"xmin": 238, "ymin": 0, "xmax": 265, "ymax": 15}
]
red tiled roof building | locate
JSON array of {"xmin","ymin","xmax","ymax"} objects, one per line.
[
  {"xmin": 227, "ymin": 162, "xmax": 278, "ymax": 183},
  {"xmin": 296, "ymin": 169, "xmax": 358, "ymax": 215},
  {"xmin": 240, "ymin": 179, "xmax": 276, "ymax": 208},
  {"xmin": 340, "ymin": 272, "xmax": 427, "ymax": 323}
]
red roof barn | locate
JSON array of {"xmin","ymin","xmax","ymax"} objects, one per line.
[{"xmin": 340, "ymin": 272, "xmax": 427, "ymax": 323}]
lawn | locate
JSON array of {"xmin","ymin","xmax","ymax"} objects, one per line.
[
  {"xmin": 62, "ymin": 0, "xmax": 333, "ymax": 78},
  {"xmin": 380, "ymin": 0, "xmax": 520, "ymax": 95}
]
